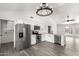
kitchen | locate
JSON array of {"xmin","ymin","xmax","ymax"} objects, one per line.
[{"xmin": 0, "ymin": 3, "xmax": 79, "ymax": 56}]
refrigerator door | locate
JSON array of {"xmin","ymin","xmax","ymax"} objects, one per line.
[
  {"xmin": 15, "ymin": 24, "xmax": 24, "ymax": 50},
  {"xmin": 23, "ymin": 24, "xmax": 31, "ymax": 48},
  {"xmin": 27, "ymin": 24, "xmax": 31, "ymax": 48},
  {"xmin": 0, "ymin": 20, "xmax": 1, "ymax": 48}
]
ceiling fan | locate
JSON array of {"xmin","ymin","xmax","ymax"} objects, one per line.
[{"xmin": 65, "ymin": 16, "xmax": 75, "ymax": 22}]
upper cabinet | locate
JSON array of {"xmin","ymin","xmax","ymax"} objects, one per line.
[
  {"xmin": 1, "ymin": 20, "xmax": 7, "ymax": 34},
  {"xmin": 7, "ymin": 21, "xmax": 14, "ymax": 31},
  {"xmin": 1, "ymin": 20, "xmax": 14, "ymax": 32}
]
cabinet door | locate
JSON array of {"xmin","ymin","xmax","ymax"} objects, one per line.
[
  {"xmin": 45, "ymin": 34, "xmax": 54, "ymax": 43},
  {"xmin": 31, "ymin": 35, "xmax": 36, "ymax": 45},
  {"xmin": 41, "ymin": 35, "xmax": 45, "ymax": 41},
  {"xmin": 7, "ymin": 21, "xmax": 14, "ymax": 43},
  {"xmin": 15, "ymin": 24, "xmax": 24, "ymax": 50},
  {"xmin": 26, "ymin": 25, "xmax": 31, "ymax": 48},
  {"xmin": 1, "ymin": 20, "xmax": 7, "ymax": 43},
  {"xmin": 23, "ymin": 24, "xmax": 31, "ymax": 48}
]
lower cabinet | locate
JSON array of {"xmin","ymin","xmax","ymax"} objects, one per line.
[
  {"xmin": 54, "ymin": 35, "xmax": 65, "ymax": 46},
  {"xmin": 41, "ymin": 35, "xmax": 45, "ymax": 41},
  {"xmin": 31, "ymin": 35, "xmax": 36, "ymax": 45},
  {"xmin": 31, "ymin": 34, "xmax": 54, "ymax": 45},
  {"xmin": 1, "ymin": 30, "xmax": 14, "ymax": 44},
  {"xmin": 44, "ymin": 34, "xmax": 54, "ymax": 43}
]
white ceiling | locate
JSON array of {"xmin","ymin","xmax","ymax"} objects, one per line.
[
  {"xmin": 0, "ymin": 3, "xmax": 79, "ymax": 23},
  {"xmin": 0, "ymin": 3, "xmax": 65, "ymax": 11}
]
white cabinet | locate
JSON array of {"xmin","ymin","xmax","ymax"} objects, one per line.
[
  {"xmin": 61, "ymin": 35, "xmax": 65, "ymax": 46},
  {"xmin": 7, "ymin": 21, "xmax": 14, "ymax": 30},
  {"xmin": 44, "ymin": 34, "xmax": 54, "ymax": 43},
  {"xmin": 31, "ymin": 34, "xmax": 54, "ymax": 45},
  {"xmin": 1, "ymin": 20, "xmax": 7, "ymax": 43},
  {"xmin": 1, "ymin": 20, "xmax": 14, "ymax": 43},
  {"xmin": 31, "ymin": 35, "xmax": 36, "ymax": 45},
  {"xmin": 41, "ymin": 34, "xmax": 45, "ymax": 41}
]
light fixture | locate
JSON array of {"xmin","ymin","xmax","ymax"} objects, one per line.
[
  {"xmin": 36, "ymin": 3, "xmax": 53, "ymax": 16},
  {"xmin": 66, "ymin": 16, "xmax": 75, "ymax": 22}
]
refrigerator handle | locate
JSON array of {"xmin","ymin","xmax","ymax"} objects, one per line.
[{"xmin": 23, "ymin": 28, "xmax": 25, "ymax": 40}]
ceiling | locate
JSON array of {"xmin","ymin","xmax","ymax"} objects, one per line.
[
  {"xmin": 0, "ymin": 3, "xmax": 65, "ymax": 11},
  {"xmin": 0, "ymin": 3, "xmax": 79, "ymax": 23}
]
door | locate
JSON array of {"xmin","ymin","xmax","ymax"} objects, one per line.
[
  {"xmin": 0, "ymin": 20, "xmax": 8, "ymax": 48},
  {"xmin": 15, "ymin": 24, "xmax": 24, "ymax": 50},
  {"xmin": 24, "ymin": 24, "xmax": 31, "ymax": 48},
  {"xmin": 1, "ymin": 20, "xmax": 7, "ymax": 43}
]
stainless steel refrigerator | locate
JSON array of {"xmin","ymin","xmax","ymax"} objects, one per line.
[{"xmin": 15, "ymin": 24, "xmax": 31, "ymax": 50}]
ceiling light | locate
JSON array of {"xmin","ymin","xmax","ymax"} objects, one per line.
[
  {"xmin": 66, "ymin": 16, "xmax": 75, "ymax": 22},
  {"xmin": 36, "ymin": 3, "xmax": 53, "ymax": 16}
]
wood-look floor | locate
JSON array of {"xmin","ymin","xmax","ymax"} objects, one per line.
[{"xmin": 0, "ymin": 37, "xmax": 79, "ymax": 56}]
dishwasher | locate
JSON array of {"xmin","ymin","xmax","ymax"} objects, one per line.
[{"xmin": 54, "ymin": 35, "xmax": 61, "ymax": 45}]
